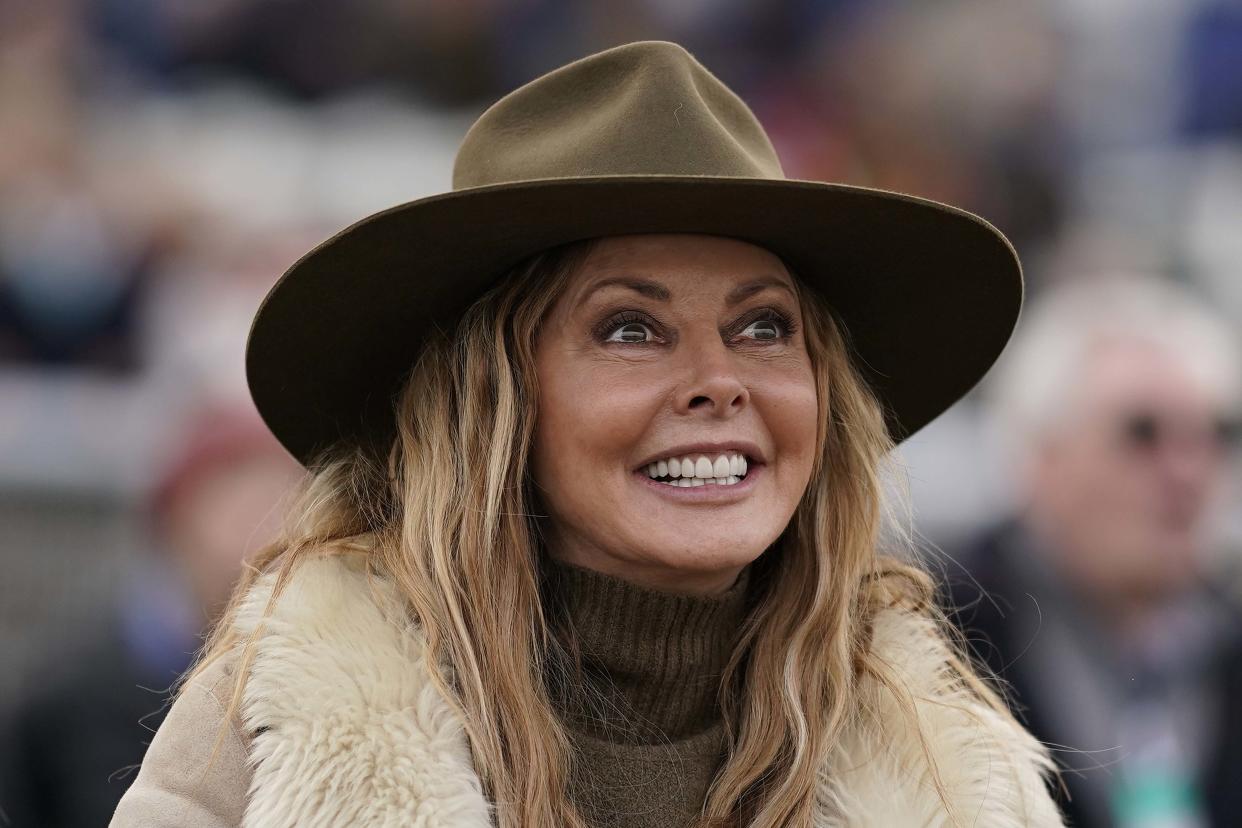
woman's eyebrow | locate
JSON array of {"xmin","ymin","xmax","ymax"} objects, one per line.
[
  {"xmin": 579, "ymin": 275, "xmax": 795, "ymax": 306},
  {"xmin": 725, "ymin": 277, "xmax": 796, "ymax": 306},
  {"xmin": 582, "ymin": 276, "xmax": 671, "ymax": 303}
]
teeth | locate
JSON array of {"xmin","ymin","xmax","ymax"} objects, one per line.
[
  {"xmin": 661, "ymin": 475, "xmax": 741, "ymax": 488},
  {"xmin": 642, "ymin": 451, "xmax": 752, "ymax": 483}
]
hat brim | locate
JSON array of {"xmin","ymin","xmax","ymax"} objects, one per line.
[{"xmin": 245, "ymin": 175, "xmax": 1021, "ymax": 466}]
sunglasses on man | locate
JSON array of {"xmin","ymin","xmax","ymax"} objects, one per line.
[{"xmin": 1118, "ymin": 410, "xmax": 1242, "ymax": 453}]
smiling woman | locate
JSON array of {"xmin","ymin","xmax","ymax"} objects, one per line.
[
  {"xmin": 531, "ymin": 235, "xmax": 818, "ymax": 597},
  {"xmin": 112, "ymin": 40, "xmax": 1063, "ymax": 828}
]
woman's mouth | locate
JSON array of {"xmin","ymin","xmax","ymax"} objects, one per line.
[{"xmin": 641, "ymin": 451, "xmax": 750, "ymax": 487}]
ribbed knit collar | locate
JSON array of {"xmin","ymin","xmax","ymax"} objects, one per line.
[{"xmin": 541, "ymin": 556, "xmax": 752, "ymax": 745}]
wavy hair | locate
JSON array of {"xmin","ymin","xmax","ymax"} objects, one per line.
[{"xmin": 185, "ymin": 236, "xmax": 1014, "ymax": 827}]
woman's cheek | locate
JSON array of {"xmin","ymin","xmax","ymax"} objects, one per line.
[
  {"xmin": 763, "ymin": 372, "xmax": 820, "ymax": 480},
  {"xmin": 577, "ymin": 365, "xmax": 653, "ymax": 426},
  {"xmin": 538, "ymin": 364, "xmax": 639, "ymax": 478}
]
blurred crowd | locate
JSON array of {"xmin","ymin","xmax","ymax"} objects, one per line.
[{"xmin": 1, "ymin": 0, "xmax": 1240, "ymax": 826}]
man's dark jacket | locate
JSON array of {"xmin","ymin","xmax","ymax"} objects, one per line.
[{"xmin": 942, "ymin": 517, "xmax": 1242, "ymax": 828}]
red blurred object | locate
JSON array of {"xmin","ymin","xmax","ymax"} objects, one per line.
[{"xmin": 148, "ymin": 404, "xmax": 288, "ymax": 523}]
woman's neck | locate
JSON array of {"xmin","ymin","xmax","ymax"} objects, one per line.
[{"xmin": 541, "ymin": 555, "xmax": 752, "ymax": 743}]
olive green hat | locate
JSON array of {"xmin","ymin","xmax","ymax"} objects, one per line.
[{"xmin": 246, "ymin": 39, "xmax": 1022, "ymax": 467}]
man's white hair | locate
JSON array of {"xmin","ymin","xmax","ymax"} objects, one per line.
[{"xmin": 982, "ymin": 272, "xmax": 1242, "ymax": 470}]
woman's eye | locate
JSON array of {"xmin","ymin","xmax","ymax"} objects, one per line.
[
  {"xmin": 741, "ymin": 319, "xmax": 782, "ymax": 341},
  {"xmin": 604, "ymin": 321, "xmax": 656, "ymax": 343}
]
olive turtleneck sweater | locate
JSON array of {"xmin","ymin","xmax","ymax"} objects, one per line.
[{"xmin": 541, "ymin": 557, "xmax": 752, "ymax": 828}]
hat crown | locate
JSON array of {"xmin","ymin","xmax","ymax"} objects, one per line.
[{"xmin": 452, "ymin": 41, "xmax": 785, "ymax": 190}]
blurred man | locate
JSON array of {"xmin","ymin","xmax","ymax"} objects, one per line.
[
  {"xmin": 0, "ymin": 403, "xmax": 299, "ymax": 827},
  {"xmin": 945, "ymin": 274, "xmax": 1242, "ymax": 828}
]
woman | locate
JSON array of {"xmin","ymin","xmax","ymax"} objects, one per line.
[{"xmin": 112, "ymin": 41, "xmax": 1063, "ymax": 827}]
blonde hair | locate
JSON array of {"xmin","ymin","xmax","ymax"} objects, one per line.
[{"xmin": 185, "ymin": 237, "xmax": 1013, "ymax": 826}]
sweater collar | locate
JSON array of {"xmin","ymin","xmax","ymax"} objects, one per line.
[{"xmin": 541, "ymin": 556, "xmax": 752, "ymax": 743}]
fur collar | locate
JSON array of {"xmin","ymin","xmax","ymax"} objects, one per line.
[{"xmin": 230, "ymin": 554, "xmax": 1064, "ymax": 827}]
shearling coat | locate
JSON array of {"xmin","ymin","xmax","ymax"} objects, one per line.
[{"xmin": 111, "ymin": 553, "xmax": 1066, "ymax": 827}]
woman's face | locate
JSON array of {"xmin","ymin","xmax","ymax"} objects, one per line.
[{"xmin": 531, "ymin": 234, "xmax": 819, "ymax": 595}]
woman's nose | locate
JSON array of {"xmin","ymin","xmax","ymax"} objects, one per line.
[{"xmin": 675, "ymin": 334, "xmax": 749, "ymax": 417}]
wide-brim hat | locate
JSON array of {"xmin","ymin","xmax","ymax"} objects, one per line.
[{"xmin": 246, "ymin": 40, "xmax": 1022, "ymax": 467}]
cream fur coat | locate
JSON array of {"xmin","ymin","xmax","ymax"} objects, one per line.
[{"xmin": 148, "ymin": 553, "xmax": 1066, "ymax": 827}]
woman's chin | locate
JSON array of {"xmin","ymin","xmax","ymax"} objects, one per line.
[{"xmin": 621, "ymin": 531, "xmax": 769, "ymax": 573}]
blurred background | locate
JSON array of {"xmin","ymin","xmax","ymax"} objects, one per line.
[{"xmin": 0, "ymin": 0, "xmax": 1240, "ymax": 826}]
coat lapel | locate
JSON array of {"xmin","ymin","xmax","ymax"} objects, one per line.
[
  {"xmin": 232, "ymin": 555, "xmax": 1062, "ymax": 827},
  {"xmin": 232, "ymin": 554, "xmax": 494, "ymax": 827},
  {"xmin": 814, "ymin": 608, "xmax": 1064, "ymax": 826}
]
